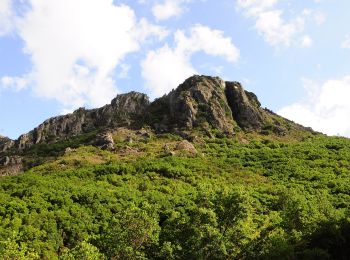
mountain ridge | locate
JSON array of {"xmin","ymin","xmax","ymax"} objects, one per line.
[{"xmin": 0, "ymin": 75, "xmax": 315, "ymax": 175}]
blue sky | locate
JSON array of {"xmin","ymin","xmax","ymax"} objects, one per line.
[{"xmin": 1, "ymin": 0, "xmax": 350, "ymax": 138}]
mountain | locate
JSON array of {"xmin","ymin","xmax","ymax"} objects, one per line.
[
  {"xmin": 0, "ymin": 75, "xmax": 314, "ymax": 175},
  {"xmin": 1, "ymin": 75, "xmax": 350, "ymax": 259}
]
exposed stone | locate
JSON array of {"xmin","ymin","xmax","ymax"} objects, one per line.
[
  {"xmin": 0, "ymin": 135, "xmax": 14, "ymax": 152},
  {"xmin": 163, "ymin": 143, "xmax": 171, "ymax": 153},
  {"xmin": 175, "ymin": 140, "xmax": 197, "ymax": 155},
  {"xmin": 65, "ymin": 147, "xmax": 75, "ymax": 154},
  {"xmin": 149, "ymin": 75, "xmax": 235, "ymax": 135},
  {"xmin": 0, "ymin": 156, "xmax": 10, "ymax": 166},
  {"xmin": 95, "ymin": 132, "xmax": 115, "ymax": 150},
  {"xmin": 0, "ymin": 92, "xmax": 149, "ymax": 153},
  {"xmin": 118, "ymin": 146, "xmax": 139, "ymax": 156},
  {"xmin": 225, "ymin": 81, "xmax": 264, "ymax": 129},
  {"xmin": 136, "ymin": 129, "xmax": 152, "ymax": 139},
  {"xmin": 0, "ymin": 74, "xmax": 315, "ymax": 169},
  {"xmin": 0, "ymin": 155, "xmax": 22, "ymax": 166},
  {"xmin": 0, "ymin": 156, "xmax": 23, "ymax": 176}
]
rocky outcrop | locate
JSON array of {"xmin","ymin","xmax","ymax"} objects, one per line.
[
  {"xmin": 7, "ymin": 92, "xmax": 150, "ymax": 151},
  {"xmin": 225, "ymin": 81, "xmax": 265, "ymax": 129},
  {"xmin": 147, "ymin": 75, "xmax": 285, "ymax": 134},
  {"xmin": 175, "ymin": 140, "xmax": 197, "ymax": 155},
  {"xmin": 0, "ymin": 155, "xmax": 22, "ymax": 176},
  {"xmin": 0, "ymin": 75, "xmax": 314, "ymax": 170},
  {"xmin": 0, "ymin": 135, "xmax": 14, "ymax": 152},
  {"xmin": 148, "ymin": 76, "xmax": 236, "ymax": 135},
  {"xmin": 94, "ymin": 131, "xmax": 115, "ymax": 150}
]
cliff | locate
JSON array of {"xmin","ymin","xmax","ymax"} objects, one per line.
[{"xmin": 0, "ymin": 75, "xmax": 314, "ymax": 175}]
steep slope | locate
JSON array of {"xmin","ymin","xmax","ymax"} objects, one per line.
[{"xmin": 0, "ymin": 75, "xmax": 315, "ymax": 175}]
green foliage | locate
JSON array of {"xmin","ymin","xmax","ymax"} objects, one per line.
[
  {"xmin": 60, "ymin": 241, "xmax": 105, "ymax": 260},
  {"xmin": 1, "ymin": 134, "xmax": 350, "ymax": 258}
]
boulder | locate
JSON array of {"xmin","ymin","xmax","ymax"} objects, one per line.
[
  {"xmin": 95, "ymin": 132, "xmax": 115, "ymax": 150},
  {"xmin": 175, "ymin": 140, "xmax": 197, "ymax": 155}
]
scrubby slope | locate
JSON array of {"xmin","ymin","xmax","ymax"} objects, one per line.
[
  {"xmin": 1, "ymin": 132, "xmax": 350, "ymax": 259},
  {"xmin": 1, "ymin": 75, "xmax": 348, "ymax": 259},
  {"xmin": 0, "ymin": 75, "xmax": 314, "ymax": 176}
]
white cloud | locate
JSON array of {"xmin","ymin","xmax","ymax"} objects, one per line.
[
  {"xmin": 301, "ymin": 35, "xmax": 313, "ymax": 48},
  {"xmin": 141, "ymin": 45, "xmax": 196, "ymax": 97},
  {"xmin": 236, "ymin": 1, "xmax": 323, "ymax": 47},
  {"xmin": 255, "ymin": 10, "xmax": 304, "ymax": 47},
  {"xmin": 118, "ymin": 64, "xmax": 131, "ymax": 79},
  {"xmin": 236, "ymin": 0, "xmax": 278, "ymax": 17},
  {"xmin": 312, "ymin": 11, "xmax": 325, "ymax": 25},
  {"xmin": 278, "ymin": 76, "xmax": 350, "ymax": 137},
  {"xmin": 136, "ymin": 18, "xmax": 169, "ymax": 42},
  {"xmin": 2, "ymin": 0, "xmax": 167, "ymax": 111},
  {"xmin": 152, "ymin": 0, "xmax": 191, "ymax": 20},
  {"xmin": 341, "ymin": 35, "xmax": 350, "ymax": 49},
  {"xmin": 141, "ymin": 24, "xmax": 240, "ymax": 98},
  {"xmin": 0, "ymin": 0, "xmax": 13, "ymax": 36},
  {"xmin": 1, "ymin": 75, "xmax": 30, "ymax": 91}
]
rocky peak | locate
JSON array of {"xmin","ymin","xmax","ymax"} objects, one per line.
[
  {"xmin": 111, "ymin": 91, "xmax": 150, "ymax": 116},
  {"xmin": 225, "ymin": 81, "xmax": 264, "ymax": 129},
  {"xmin": 148, "ymin": 75, "xmax": 272, "ymax": 135},
  {"xmin": 1, "ymin": 75, "xmax": 312, "ymax": 161},
  {"xmin": 149, "ymin": 75, "xmax": 235, "ymax": 135},
  {"xmin": 2, "ymin": 91, "xmax": 150, "ymax": 153}
]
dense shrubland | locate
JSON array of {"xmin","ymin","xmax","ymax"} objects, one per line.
[{"xmin": 1, "ymin": 134, "xmax": 350, "ymax": 259}]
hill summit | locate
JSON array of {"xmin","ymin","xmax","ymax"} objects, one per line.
[{"xmin": 0, "ymin": 75, "xmax": 313, "ymax": 175}]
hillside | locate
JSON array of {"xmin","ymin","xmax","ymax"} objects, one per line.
[
  {"xmin": 0, "ymin": 75, "xmax": 313, "ymax": 176},
  {"xmin": 1, "ymin": 75, "xmax": 349, "ymax": 259}
]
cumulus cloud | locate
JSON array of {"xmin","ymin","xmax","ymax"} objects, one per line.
[
  {"xmin": 278, "ymin": 76, "xmax": 350, "ymax": 137},
  {"xmin": 141, "ymin": 24, "xmax": 240, "ymax": 98},
  {"xmin": 301, "ymin": 35, "xmax": 313, "ymax": 48},
  {"xmin": 1, "ymin": 0, "xmax": 167, "ymax": 110},
  {"xmin": 152, "ymin": 0, "xmax": 191, "ymax": 20},
  {"xmin": 141, "ymin": 45, "xmax": 196, "ymax": 98},
  {"xmin": 0, "ymin": 0, "xmax": 14, "ymax": 36},
  {"xmin": 236, "ymin": 1, "xmax": 323, "ymax": 47},
  {"xmin": 341, "ymin": 35, "xmax": 350, "ymax": 49},
  {"xmin": 236, "ymin": 0, "xmax": 278, "ymax": 17},
  {"xmin": 1, "ymin": 75, "xmax": 30, "ymax": 91}
]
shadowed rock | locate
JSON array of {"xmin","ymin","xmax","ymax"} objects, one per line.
[{"xmin": 225, "ymin": 81, "xmax": 264, "ymax": 129}]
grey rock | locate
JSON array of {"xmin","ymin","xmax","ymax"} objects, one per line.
[
  {"xmin": 95, "ymin": 132, "xmax": 115, "ymax": 150},
  {"xmin": 0, "ymin": 135, "xmax": 14, "ymax": 152},
  {"xmin": 0, "ymin": 75, "xmax": 315, "ymax": 168},
  {"xmin": 225, "ymin": 81, "xmax": 265, "ymax": 129},
  {"xmin": 149, "ymin": 75, "xmax": 235, "ymax": 135},
  {"xmin": 0, "ymin": 155, "xmax": 22, "ymax": 166},
  {"xmin": 175, "ymin": 140, "xmax": 197, "ymax": 155},
  {"xmin": 2, "ymin": 91, "xmax": 149, "ymax": 152}
]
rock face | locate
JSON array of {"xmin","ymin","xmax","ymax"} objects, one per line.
[
  {"xmin": 8, "ymin": 91, "xmax": 150, "ymax": 151},
  {"xmin": 148, "ymin": 75, "xmax": 278, "ymax": 134},
  {"xmin": 0, "ymin": 135, "xmax": 14, "ymax": 152},
  {"xmin": 94, "ymin": 131, "xmax": 115, "ymax": 150},
  {"xmin": 225, "ymin": 81, "xmax": 265, "ymax": 129},
  {"xmin": 148, "ymin": 76, "xmax": 236, "ymax": 135},
  {"xmin": 0, "ymin": 74, "xmax": 314, "ymax": 176},
  {"xmin": 0, "ymin": 75, "xmax": 307, "ymax": 155},
  {"xmin": 0, "ymin": 155, "xmax": 22, "ymax": 176}
]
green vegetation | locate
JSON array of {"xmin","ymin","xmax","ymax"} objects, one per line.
[{"xmin": 1, "ymin": 133, "xmax": 350, "ymax": 259}]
